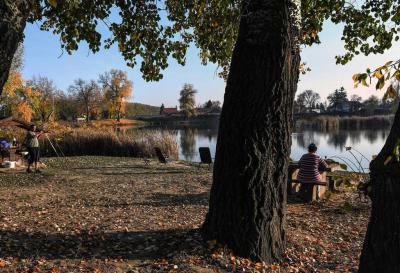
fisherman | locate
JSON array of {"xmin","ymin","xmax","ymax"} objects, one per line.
[
  {"xmin": 296, "ymin": 143, "xmax": 330, "ymax": 201},
  {"xmin": 25, "ymin": 124, "xmax": 43, "ymax": 173},
  {"xmin": 298, "ymin": 143, "xmax": 329, "ymax": 183}
]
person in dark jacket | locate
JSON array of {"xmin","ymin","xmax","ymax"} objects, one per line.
[
  {"xmin": 0, "ymin": 139, "xmax": 10, "ymax": 163},
  {"xmin": 25, "ymin": 125, "xmax": 43, "ymax": 173}
]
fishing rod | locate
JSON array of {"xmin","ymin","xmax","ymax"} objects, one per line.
[
  {"xmin": 345, "ymin": 146, "xmax": 373, "ymax": 173},
  {"xmin": 346, "ymin": 149, "xmax": 365, "ymax": 173},
  {"xmin": 326, "ymin": 155, "xmax": 360, "ymax": 173},
  {"xmin": 44, "ymin": 133, "xmax": 60, "ymax": 157},
  {"xmin": 53, "ymin": 139, "xmax": 65, "ymax": 157},
  {"xmin": 345, "ymin": 146, "xmax": 371, "ymax": 163}
]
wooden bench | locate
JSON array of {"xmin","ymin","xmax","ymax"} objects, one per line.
[
  {"xmin": 290, "ymin": 180, "xmax": 328, "ymax": 202},
  {"xmin": 288, "ymin": 161, "xmax": 334, "ymax": 202}
]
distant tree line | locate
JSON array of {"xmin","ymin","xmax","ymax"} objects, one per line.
[
  {"xmin": 158, "ymin": 83, "xmax": 222, "ymax": 118},
  {"xmin": 0, "ymin": 49, "xmax": 134, "ymax": 123},
  {"xmin": 295, "ymin": 86, "xmax": 399, "ymax": 115}
]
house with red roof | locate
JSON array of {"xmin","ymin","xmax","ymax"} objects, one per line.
[{"xmin": 161, "ymin": 107, "xmax": 180, "ymax": 116}]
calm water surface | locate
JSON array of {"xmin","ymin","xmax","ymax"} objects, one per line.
[{"xmin": 126, "ymin": 125, "xmax": 390, "ymax": 172}]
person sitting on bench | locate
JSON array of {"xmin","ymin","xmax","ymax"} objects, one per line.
[{"xmin": 298, "ymin": 143, "xmax": 328, "ymax": 183}]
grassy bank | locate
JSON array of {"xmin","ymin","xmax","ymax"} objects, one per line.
[
  {"xmin": 295, "ymin": 115, "xmax": 394, "ymax": 131},
  {"xmin": 90, "ymin": 118, "xmax": 145, "ymax": 127}
]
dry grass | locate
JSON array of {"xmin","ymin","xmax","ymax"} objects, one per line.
[
  {"xmin": 0, "ymin": 121, "xmax": 178, "ymax": 159},
  {"xmin": 295, "ymin": 115, "xmax": 394, "ymax": 131},
  {"xmin": 39, "ymin": 128, "xmax": 178, "ymax": 159},
  {"xmin": 90, "ymin": 118, "xmax": 145, "ymax": 127}
]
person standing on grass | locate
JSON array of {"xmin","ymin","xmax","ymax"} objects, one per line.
[
  {"xmin": 25, "ymin": 124, "xmax": 43, "ymax": 173},
  {"xmin": 298, "ymin": 143, "xmax": 329, "ymax": 183}
]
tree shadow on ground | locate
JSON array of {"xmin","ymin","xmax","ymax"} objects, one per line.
[
  {"xmin": 89, "ymin": 192, "xmax": 210, "ymax": 208},
  {"xmin": 0, "ymin": 228, "xmax": 204, "ymax": 260},
  {"xmin": 287, "ymin": 194, "xmax": 307, "ymax": 204},
  {"xmin": 134, "ymin": 192, "xmax": 209, "ymax": 207},
  {"xmin": 99, "ymin": 170, "xmax": 196, "ymax": 176}
]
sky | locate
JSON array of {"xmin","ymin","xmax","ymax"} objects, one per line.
[{"xmin": 22, "ymin": 20, "xmax": 400, "ymax": 107}]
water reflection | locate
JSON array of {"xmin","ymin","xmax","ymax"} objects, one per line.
[
  {"xmin": 180, "ymin": 128, "xmax": 196, "ymax": 162},
  {"xmin": 294, "ymin": 131, "xmax": 320, "ymax": 149},
  {"xmin": 123, "ymin": 125, "xmax": 390, "ymax": 169},
  {"xmin": 348, "ymin": 130, "xmax": 361, "ymax": 145},
  {"xmin": 327, "ymin": 132, "xmax": 348, "ymax": 151}
]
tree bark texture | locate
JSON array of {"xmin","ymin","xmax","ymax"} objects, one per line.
[
  {"xmin": 359, "ymin": 102, "xmax": 400, "ymax": 273},
  {"xmin": 0, "ymin": 0, "xmax": 30, "ymax": 95},
  {"xmin": 202, "ymin": 0, "xmax": 300, "ymax": 262}
]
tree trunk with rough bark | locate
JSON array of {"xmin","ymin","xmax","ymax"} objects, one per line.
[
  {"xmin": 202, "ymin": 0, "xmax": 300, "ymax": 262},
  {"xmin": 0, "ymin": 0, "xmax": 30, "ymax": 95},
  {"xmin": 358, "ymin": 102, "xmax": 400, "ymax": 273}
]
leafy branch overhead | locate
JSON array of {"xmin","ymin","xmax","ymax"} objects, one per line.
[
  {"xmin": 353, "ymin": 60, "xmax": 400, "ymax": 166},
  {"xmin": 352, "ymin": 60, "xmax": 400, "ymax": 100},
  {"xmin": 24, "ymin": 0, "xmax": 400, "ymax": 81}
]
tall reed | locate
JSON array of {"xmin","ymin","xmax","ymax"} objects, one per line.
[
  {"xmin": 39, "ymin": 128, "xmax": 178, "ymax": 159},
  {"xmin": 294, "ymin": 115, "xmax": 394, "ymax": 131}
]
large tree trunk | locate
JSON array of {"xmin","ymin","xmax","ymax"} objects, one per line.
[
  {"xmin": 0, "ymin": 0, "xmax": 30, "ymax": 95},
  {"xmin": 202, "ymin": 0, "xmax": 300, "ymax": 262},
  {"xmin": 358, "ymin": 102, "xmax": 400, "ymax": 273}
]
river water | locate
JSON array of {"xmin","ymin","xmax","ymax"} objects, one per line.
[{"xmin": 126, "ymin": 125, "xmax": 391, "ymax": 172}]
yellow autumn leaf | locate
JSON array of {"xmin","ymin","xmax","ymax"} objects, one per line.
[
  {"xmin": 384, "ymin": 155, "xmax": 393, "ymax": 165},
  {"xmin": 133, "ymin": 33, "xmax": 140, "ymax": 41},
  {"xmin": 51, "ymin": 267, "xmax": 60, "ymax": 273},
  {"xmin": 374, "ymin": 69, "xmax": 384, "ymax": 79},
  {"xmin": 384, "ymin": 84, "xmax": 397, "ymax": 100},
  {"xmin": 395, "ymin": 71, "xmax": 400, "ymax": 81},
  {"xmin": 48, "ymin": 0, "xmax": 57, "ymax": 7}
]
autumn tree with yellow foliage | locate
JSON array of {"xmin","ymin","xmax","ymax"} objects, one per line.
[
  {"xmin": 1, "ymin": 72, "xmax": 34, "ymax": 122},
  {"xmin": 1, "ymin": 45, "xmax": 34, "ymax": 122},
  {"xmin": 99, "ymin": 69, "xmax": 132, "ymax": 122}
]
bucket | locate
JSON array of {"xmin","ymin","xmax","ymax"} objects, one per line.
[{"xmin": 3, "ymin": 161, "xmax": 16, "ymax": 169}]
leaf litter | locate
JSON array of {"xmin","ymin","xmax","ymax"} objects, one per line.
[{"xmin": 0, "ymin": 156, "xmax": 370, "ymax": 272}]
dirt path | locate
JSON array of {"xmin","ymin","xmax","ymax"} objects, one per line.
[{"xmin": 0, "ymin": 157, "xmax": 370, "ymax": 272}]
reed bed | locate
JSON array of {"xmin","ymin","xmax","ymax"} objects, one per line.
[
  {"xmin": 39, "ymin": 128, "xmax": 178, "ymax": 159},
  {"xmin": 295, "ymin": 115, "xmax": 394, "ymax": 131}
]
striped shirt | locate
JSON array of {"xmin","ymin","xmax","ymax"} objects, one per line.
[{"xmin": 298, "ymin": 153, "xmax": 328, "ymax": 183}]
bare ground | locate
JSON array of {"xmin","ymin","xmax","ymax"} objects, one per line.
[{"xmin": 0, "ymin": 157, "xmax": 370, "ymax": 273}]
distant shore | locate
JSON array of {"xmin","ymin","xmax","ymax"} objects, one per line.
[
  {"xmin": 132, "ymin": 113, "xmax": 394, "ymax": 131},
  {"xmin": 294, "ymin": 114, "xmax": 394, "ymax": 131}
]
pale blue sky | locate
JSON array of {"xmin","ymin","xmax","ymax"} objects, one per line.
[{"xmin": 22, "ymin": 21, "xmax": 400, "ymax": 107}]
